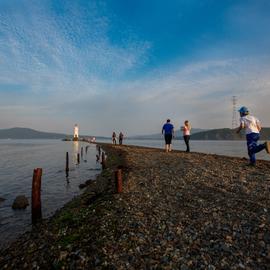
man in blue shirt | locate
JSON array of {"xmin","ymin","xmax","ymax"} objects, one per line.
[{"xmin": 162, "ymin": 119, "xmax": 174, "ymax": 152}]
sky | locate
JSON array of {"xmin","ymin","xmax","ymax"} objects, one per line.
[{"xmin": 0, "ymin": 0, "xmax": 270, "ymax": 136}]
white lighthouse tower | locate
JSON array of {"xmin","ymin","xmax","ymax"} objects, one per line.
[{"xmin": 73, "ymin": 124, "xmax": 79, "ymax": 141}]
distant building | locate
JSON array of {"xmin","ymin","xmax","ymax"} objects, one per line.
[{"xmin": 73, "ymin": 124, "xmax": 79, "ymax": 141}]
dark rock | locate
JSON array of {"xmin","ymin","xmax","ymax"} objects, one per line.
[
  {"xmin": 12, "ymin": 195, "xmax": 29, "ymax": 209},
  {"xmin": 79, "ymin": 179, "xmax": 94, "ymax": 189},
  {"xmin": 79, "ymin": 183, "xmax": 87, "ymax": 189},
  {"xmin": 181, "ymin": 265, "xmax": 189, "ymax": 270},
  {"xmin": 263, "ymin": 232, "xmax": 270, "ymax": 242},
  {"xmin": 85, "ymin": 180, "xmax": 92, "ymax": 186},
  {"xmin": 0, "ymin": 197, "xmax": 6, "ymax": 203}
]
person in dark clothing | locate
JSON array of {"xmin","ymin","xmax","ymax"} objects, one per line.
[
  {"xmin": 112, "ymin": 132, "xmax": 117, "ymax": 145},
  {"xmin": 119, "ymin": 132, "xmax": 124, "ymax": 145},
  {"xmin": 162, "ymin": 119, "xmax": 174, "ymax": 152}
]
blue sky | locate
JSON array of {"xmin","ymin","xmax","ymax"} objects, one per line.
[{"xmin": 0, "ymin": 0, "xmax": 270, "ymax": 136}]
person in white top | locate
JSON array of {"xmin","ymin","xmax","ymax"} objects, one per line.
[
  {"xmin": 236, "ymin": 106, "xmax": 270, "ymax": 165},
  {"xmin": 181, "ymin": 120, "xmax": 191, "ymax": 152}
]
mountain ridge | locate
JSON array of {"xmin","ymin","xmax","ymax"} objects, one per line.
[
  {"xmin": 129, "ymin": 128, "xmax": 207, "ymax": 140},
  {"xmin": 1, "ymin": 127, "xmax": 270, "ymax": 140},
  {"xmin": 0, "ymin": 127, "xmax": 67, "ymax": 139},
  {"xmin": 190, "ymin": 127, "xmax": 270, "ymax": 140}
]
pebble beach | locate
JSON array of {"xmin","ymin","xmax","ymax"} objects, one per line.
[{"xmin": 0, "ymin": 143, "xmax": 269, "ymax": 269}]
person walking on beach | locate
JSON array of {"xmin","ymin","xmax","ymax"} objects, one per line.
[
  {"xmin": 119, "ymin": 132, "xmax": 124, "ymax": 145},
  {"xmin": 236, "ymin": 106, "xmax": 270, "ymax": 166},
  {"xmin": 112, "ymin": 132, "xmax": 117, "ymax": 145},
  {"xmin": 181, "ymin": 120, "xmax": 191, "ymax": 152},
  {"xmin": 162, "ymin": 119, "xmax": 174, "ymax": 152}
]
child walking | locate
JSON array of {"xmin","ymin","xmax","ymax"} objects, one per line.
[
  {"xmin": 236, "ymin": 106, "xmax": 270, "ymax": 166},
  {"xmin": 181, "ymin": 120, "xmax": 191, "ymax": 152}
]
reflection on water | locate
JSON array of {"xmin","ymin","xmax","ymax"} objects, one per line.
[
  {"xmin": 73, "ymin": 141, "xmax": 79, "ymax": 163},
  {"xmin": 0, "ymin": 139, "xmax": 101, "ymax": 249}
]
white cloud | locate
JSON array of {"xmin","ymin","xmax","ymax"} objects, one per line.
[
  {"xmin": 1, "ymin": 52, "xmax": 270, "ymax": 135},
  {"xmin": 107, "ymin": 57, "xmax": 270, "ymax": 134},
  {"xmin": 0, "ymin": 1, "xmax": 149, "ymax": 95}
]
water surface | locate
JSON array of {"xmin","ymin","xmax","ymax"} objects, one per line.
[
  {"xmin": 100, "ymin": 138, "xmax": 270, "ymax": 161},
  {"xmin": 0, "ymin": 139, "xmax": 100, "ymax": 248}
]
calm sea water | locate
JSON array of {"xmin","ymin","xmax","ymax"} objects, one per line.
[
  {"xmin": 100, "ymin": 138, "xmax": 270, "ymax": 161},
  {"xmin": 0, "ymin": 139, "xmax": 101, "ymax": 249}
]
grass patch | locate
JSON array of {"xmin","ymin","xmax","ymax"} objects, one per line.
[
  {"xmin": 55, "ymin": 211, "xmax": 76, "ymax": 225},
  {"xmin": 52, "ymin": 261, "xmax": 65, "ymax": 270},
  {"xmin": 58, "ymin": 233, "xmax": 80, "ymax": 247}
]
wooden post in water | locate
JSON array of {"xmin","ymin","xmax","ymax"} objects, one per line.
[
  {"xmin": 101, "ymin": 152, "xmax": 106, "ymax": 169},
  {"xmin": 115, "ymin": 169, "xmax": 123, "ymax": 193},
  {"xmin": 77, "ymin": 153, "xmax": 80, "ymax": 164},
  {"xmin": 65, "ymin": 152, "xmax": 69, "ymax": 176},
  {"xmin": 32, "ymin": 168, "xmax": 42, "ymax": 222},
  {"xmin": 81, "ymin": 147, "xmax": 83, "ymax": 159}
]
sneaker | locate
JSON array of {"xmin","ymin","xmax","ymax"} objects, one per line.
[{"xmin": 265, "ymin": 141, "xmax": 270, "ymax": 154}]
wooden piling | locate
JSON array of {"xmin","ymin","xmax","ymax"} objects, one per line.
[
  {"xmin": 65, "ymin": 152, "xmax": 69, "ymax": 176},
  {"xmin": 77, "ymin": 153, "xmax": 80, "ymax": 164},
  {"xmin": 115, "ymin": 169, "xmax": 123, "ymax": 193},
  {"xmin": 32, "ymin": 168, "xmax": 42, "ymax": 222},
  {"xmin": 81, "ymin": 147, "xmax": 83, "ymax": 158}
]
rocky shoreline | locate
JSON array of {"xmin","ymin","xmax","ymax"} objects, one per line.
[{"xmin": 0, "ymin": 143, "xmax": 269, "ymax": 269}]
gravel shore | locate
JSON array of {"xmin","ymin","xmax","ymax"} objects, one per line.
[{"xmin": 0, "ymin": 144, "xmax": 269, "ymax": 269}]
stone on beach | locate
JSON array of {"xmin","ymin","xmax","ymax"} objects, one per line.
[
  {"xmin": 78, "ymin": 179, "xmax": 94, "ymax": 189},
  {"xmin": 12, "ymin": 195, "xmax": 29, "ymax": 209},
  {"xmin": 79, "ymin": 183, "xmax": 87, "ymax": 189}
]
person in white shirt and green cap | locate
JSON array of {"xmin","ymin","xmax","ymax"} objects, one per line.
[{"xmin": 236, "ymin": 106, "xmax": 270, "ymax": 166}]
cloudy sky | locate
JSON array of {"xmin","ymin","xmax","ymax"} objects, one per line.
[{"xmin": 0, "ymin": 0, "xmax": 270, "ymax": 136}]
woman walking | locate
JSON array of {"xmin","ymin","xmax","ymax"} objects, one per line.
[{"xmin": 181, "ymin": 120, "xmax": 191, "ymax": 152}]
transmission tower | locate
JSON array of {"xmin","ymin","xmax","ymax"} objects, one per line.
[{"xmin": 232, "ymin": 96, "xmax": 238, "ymax": 129}]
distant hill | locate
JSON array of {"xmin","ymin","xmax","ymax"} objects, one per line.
[
  {"xmin": 190, "ymin": 128, "xmax": 270, "ymax": 140},
  {"xmin": 2, "ymin": 127, "xmax": 270, "ymax": 140},
  {"xmin": 129, "ymin": 128, "xmax": 207, "ymax": 140},
  {"xmin": 129, "ymin": 127, "xmax": 270, "ymax": 140},
  {"xmin": 0, "ymin": 128, "xmax": 68, "ymax": 139}
]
